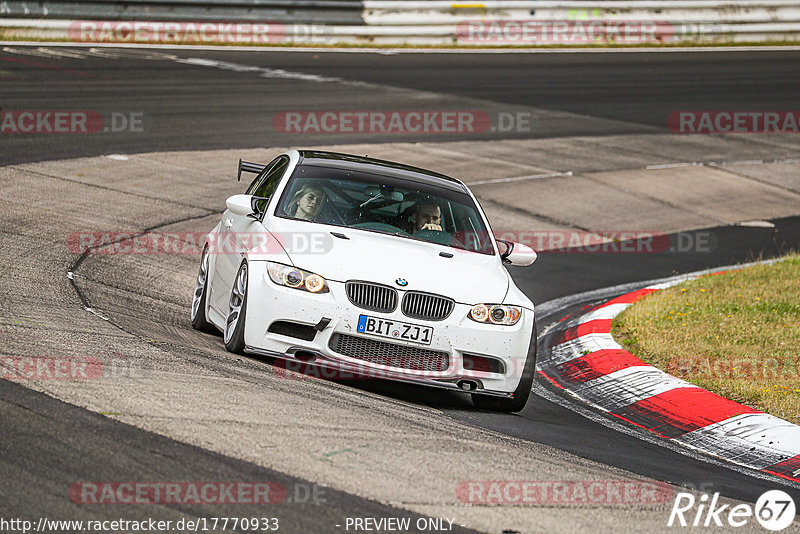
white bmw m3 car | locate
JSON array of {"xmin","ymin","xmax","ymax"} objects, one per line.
[{"xmin": 191, "ymin": 150, "xmax": 538, "ymax": 412}]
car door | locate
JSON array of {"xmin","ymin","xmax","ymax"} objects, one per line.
[{"xmin": 209, "ymin": 156, "xmax": 291, "ymax": 316}]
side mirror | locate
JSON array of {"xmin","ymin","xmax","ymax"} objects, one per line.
[
  {"xmin": 226, "ymin": 194, "xmax": 255, "ymax": 217},
  {"xmin": 498, "ymin": 240, "xmax": 537, "ymax": 266}
]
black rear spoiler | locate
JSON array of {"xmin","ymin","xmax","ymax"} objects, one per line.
[{"xmin": 237, "ymin": 159, "xmax": 267, "ymax": 181}]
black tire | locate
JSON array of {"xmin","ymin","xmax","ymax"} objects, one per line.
[
  {"xmin": 223, "ymin": 261, "xmax": 248, "ymax": 354},
  {"xmin": 190, "ymin": 246, "xmax": 215, "ymax": 333},
  {"xmin": 472, "ymin": 320, "xmax": 537, "ymax": 413}
]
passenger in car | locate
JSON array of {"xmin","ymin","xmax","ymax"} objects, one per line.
[{"xmin": 286, "ymin": 184, "xmax": 326, "ymax": 221}]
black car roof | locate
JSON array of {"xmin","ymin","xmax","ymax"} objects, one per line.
[{"xmin": 297, "ymin": 150, "xmax": 467, "ymax": 193}]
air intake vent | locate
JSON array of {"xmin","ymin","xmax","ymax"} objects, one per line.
[
  {"xmin": 329, "ymin": 333, "xmax": 449, "ymax": 372},
  {"xmin": 401, "ymin": 292, "xmax": 455, "ymax": 321},
  {"xmin": 267, "ymin": 321, "xmax": 317, "ymax": 341},
  {"xmin": 345, "ymin": 281, "xmax": 397, "ymax": 313}
]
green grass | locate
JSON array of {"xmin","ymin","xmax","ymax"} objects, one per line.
[{"xmin": 613, "ymin": 255, "xmax": 800, "ymax": 424}]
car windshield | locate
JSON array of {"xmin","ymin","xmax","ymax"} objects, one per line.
[{"xmin": 275, "ymin": 164, "xmax": 496, "ymax": 255}]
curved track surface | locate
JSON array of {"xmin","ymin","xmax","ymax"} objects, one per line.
[
  {"xmin": 2, "ymin": 45, "xmax": 800, "ymax": 533},
  {"xmin": 3, "ymin": 45, "xmax": 800, "ymax": 166}
]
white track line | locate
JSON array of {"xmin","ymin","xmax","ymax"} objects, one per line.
[
  {"xmin": 465, "ymin": 171, "xmax": 573, "ymax": 185},
  {"xmin": 646, "ymin": 157, "xmax": 800, "ymax": 170}
]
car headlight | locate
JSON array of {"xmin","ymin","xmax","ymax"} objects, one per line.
[
  {"xmin": 468, "ymin": 304, "xmax": 521, "ymax": 325},
  {"xmin": 267, "ymin": 262, "xmax": 329, "ymax": 293}
]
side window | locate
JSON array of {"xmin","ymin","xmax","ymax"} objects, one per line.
[
  {"xmin": 244, "ymin": 158, "xmax": 276, "ymax": 195},
  {"xmin": 245, "ymin": 173, "xmax": 262, "ymax": 195},
  {"xmin": 251, "ymin": 156, "xmax": 290, "ymax": 213},
  {"xmin": 245, "ymin": 156, "xmax": 282, "ymax": 195}
]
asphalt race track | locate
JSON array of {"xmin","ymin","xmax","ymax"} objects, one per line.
[
  {"xmin": 2, "ymin": 45, "xmax": 800, "ymax": 533},
  {"xmin": 3, "ymin": 46, "xmax": 800, "ymax": 165},
  {"xmin": 0, "ymin": 379, "xmax": 478, "ymax": 533}
]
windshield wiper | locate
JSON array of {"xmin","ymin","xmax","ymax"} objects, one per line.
[{"xmin": 361, "ymin": 227, "xmax": 409, "ymax": 238}]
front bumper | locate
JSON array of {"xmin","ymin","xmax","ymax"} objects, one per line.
[
  {"xmin": 244, "ymin": 345, "xmax": 512, "ymax": 397},
  {"xmin": 242, "ymin": 262, "xmax": 535, "ymax": 395}
]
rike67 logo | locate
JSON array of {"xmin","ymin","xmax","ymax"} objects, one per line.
[{"xmin": 668, "ymin": 490, "xmax": 796, "ymax": 531}]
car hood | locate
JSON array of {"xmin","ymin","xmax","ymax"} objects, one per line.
[{"xmin": 268, "ymin": 219, "xmax": 509, "ymax": 304}]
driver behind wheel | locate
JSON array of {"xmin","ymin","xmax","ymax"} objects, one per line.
[{"xmin": 410, "ymin": 200, "xmax": 443, "ymax": 233}]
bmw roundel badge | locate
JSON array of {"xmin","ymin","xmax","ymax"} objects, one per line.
[{"xmin": 395, "ymin": 278, "xmax": 408, "ymax": 287}]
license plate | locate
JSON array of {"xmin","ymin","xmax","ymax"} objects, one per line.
[{"xmin": 356, "ymin": 315, "xmax": 433, "ymax": 345}]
